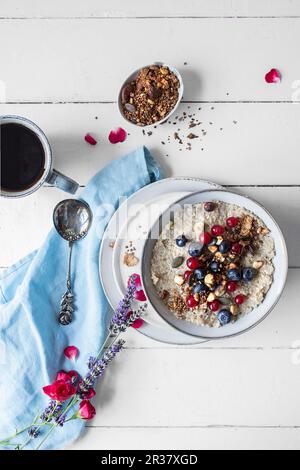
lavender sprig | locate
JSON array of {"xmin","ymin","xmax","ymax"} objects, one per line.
[
  {"xmin": 28, "ymin": 427, "xmax": 39, "ymax": 439},
  {"xmin": 40, "ymin": 401, "xmax": 62, "ymax": 423},
  {"xmin": 0, "ymin": 274, "xmax": 146, "ymax": 451},
  {"xmin": 55, "ymin": 413, "xmax": 67, "ymax": 427},
  {"xmin": 109, "ymin": 275, "xmax": 138, "ymax": 334},
  {"xmin": 78, "ymin": 339, "xmax": 125, "ymax": 395}
]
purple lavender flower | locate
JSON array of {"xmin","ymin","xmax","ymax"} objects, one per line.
[
  {"xmin": 109, "ymin": 276, "xmax": 137, "ymax": 333},
  {"xmin": 55, "ymin": 413, "xmax": 67, "ymax": 427},
  {"xmin": 28, "ymin": 427, "xmax": 39, "ymax": 439},
  {"xmin": 40, "ymin": 400, "xmax": 62, "ymax": 422},
  {"xmin": 78, "ymin": 340, "xmax": 125, "ymax": 395}
]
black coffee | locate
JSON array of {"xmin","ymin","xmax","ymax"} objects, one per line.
[{"xmin": 0, "ymin": 122, "xmax": 45, "ymax": 193}]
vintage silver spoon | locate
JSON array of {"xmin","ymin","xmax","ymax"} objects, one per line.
[{"xmin": 53, "ymin": 199, "xmax": 93, "ymax": 325}]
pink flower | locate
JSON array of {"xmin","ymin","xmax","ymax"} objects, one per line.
[
  {"xmin": 135, "ymin": 289, "xmax": 147, "ymax": 302},
  {"xmin": 108, "ymin": 127, "xmax": 127, "ymax": 144},
  {"xmin": 64, "ymin": 346, "xmax": 79, "ymax": 361},
  {"xmin": 84, "ymin": 133, "xmax": 97, "ymax": 145},
  {"xmin": 43, "ymin": 380, "xmax": 76, "ymax": 402},
  {"xmin": 131, "ymin": 318, "xmax": 144, "ymax": 329},
  {"xmin": 265, "ymin": 68, "xmax": 281, "ymax": 84},
  {"xmin": 78, "ymin": 400, "xmax": 96, "ymax": 420}
]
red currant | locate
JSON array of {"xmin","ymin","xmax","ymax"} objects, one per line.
[
  {"xmin": 187, "ymin": 295, "xmax": 199, "ymax": 308},
  {"xmin": 208, "ymin": 299, "xmax": 220, "ymax": 312},
  {"xmin": 235, "ymin": 294, "xmax": 246, "ymax": 305},
  {"xmin": 226, "ymin": 216, "xmax": 240, "ymax": 228},
  {"xmin": 186, "ymin": 257, "xmax": 200, "ymax": 270},
  {"xmin": 226, "ymin": 281, "xmax": 237, "ymax": 293},
  {"xmin": 231, "ymin": 242, "xmax": 242, "ymax": 254},
  {"xmin": 199, "ymin": 232, "xmax": 212, "ymax": 244},
  {"xmin": 184, "ymin": 270, "xmax": 193, "ymax": 282},
  {"xmin": 211, "ymin": 225, "xmax": 225, "ymax": 236}
]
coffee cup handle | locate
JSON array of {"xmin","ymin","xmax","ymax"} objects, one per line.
[{"xmin": 46, "ymin": 169, "xmax": 79, "ymax": 195}]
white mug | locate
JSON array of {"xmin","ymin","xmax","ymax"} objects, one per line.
[{"xmin": 0, "ymin": 115, "xmax": 79, "ymax": 198}]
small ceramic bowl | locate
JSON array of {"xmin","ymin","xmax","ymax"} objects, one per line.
[
  {"xmin": 142, "ymin": 189, "xmax": 288, "ymax": 340},
  {"xmin": 117, "ymin": 62, "xmax": 184, "ymax": 128}
]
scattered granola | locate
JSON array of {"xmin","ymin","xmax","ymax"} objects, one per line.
[
  {"xmin": 123, "ymin": 252, "xmax": 139, "ymax": 267},
  {"xmin": 123, "ymin": 241, "xmax": 139, "ymax": 266}
]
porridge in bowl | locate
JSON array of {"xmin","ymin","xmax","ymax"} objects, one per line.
[{"xmin": 151, "ymin": 201, "xmax": 275, "ymax": 328}]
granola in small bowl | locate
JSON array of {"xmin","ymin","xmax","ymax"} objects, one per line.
[
  {"xmin": 151, "ymin": 201, "xmax": 276, "ymax": 328},
  {"xmin": 118, "ymin": 63, "xmax": 183, "ymax": 127}
]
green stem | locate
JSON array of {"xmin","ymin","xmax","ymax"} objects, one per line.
[
  {"xmin": 95, "ymin": 332, "xmax": 111, "ymax": 360},
  {"xmin": 0, "ymin": 418, "xmax": 50, "ymax": 446},
  {"xmin": 18, "ymin": 402, "xmax": 60, "ymax": 450},
  {"xmin": 34, "ymin": 396, "xmax": 79, "ymax": 450},
  {"xmin": 35, "ymin": 424, "xmax": 56, "ymax": 451}
]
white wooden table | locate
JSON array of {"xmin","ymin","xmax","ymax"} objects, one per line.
[{"xmin": 1, "ymin": 0, "xmax": 300, "ymax": 450}]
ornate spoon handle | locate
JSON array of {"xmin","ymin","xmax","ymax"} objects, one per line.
[{"xmin": 58, "ymin": 242, "xmax": 74, "ymax": 325}]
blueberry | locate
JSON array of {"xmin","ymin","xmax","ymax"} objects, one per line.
[
  {"xmin": 217, "ymin": 309, "xmax": 232, "ymax": 326},
  {"xmin": 210, "ymin": 261, "xmax": 219, "ymax": 273},
  {"xmin": 194, "ymin": 268, "xmax": 206, "ymax": 280},
  {"xmin": 208, "ymin": 237, "xmax": 217, "ymax": 246},
  {"xmin": 227, "ymin": 269, "xmax": 241, "ymax": 282},
  {"xmin": 242, "ymin": 267, "xmax": 257, "ymax": 282},
  {"xmin": 176, "ymin": 235, "xmax": 188, "ymax": 247},
  {"xmin": 192, "ymin": 282, "xmax": 208, "ymax": 294},
  {"xmin": 219, "ymin": 240, "xmax": 230, "ymax": 254},
  {"xmin": 188, "ymin": 242, "xmax": 203, "ymax": 257}
]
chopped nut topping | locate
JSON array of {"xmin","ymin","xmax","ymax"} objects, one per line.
[
  {"xmin": 240, "ymin": 215, "xmax": 253, "ymax": 237},
  {"xmin": 230, "ymin": 305, "xmax": 239, "ymax": 316},
  {"xmin": 253, "ymin": 260, "xmax": 264, "ymax": 269},
  {"xmin": 207, "ymin": 293, "xmax": 216, "ymax": 302},
  {"xmin": 174, "ymin": 274, "xmax": 185, "ymax": 286},
  {"xmin": 123, "ymin": 252, "xmax": 139, "ymax": 267}
]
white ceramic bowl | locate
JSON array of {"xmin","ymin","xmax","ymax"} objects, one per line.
[
  {"xmin": 117, "ymin": 62, "xmax": 184, "ymax": 128},
  {"xmin": 142, "ymin": 189, "xmax": 288, "ymax": 340}
]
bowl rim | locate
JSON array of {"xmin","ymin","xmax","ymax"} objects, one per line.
[
  {"xmin": 117, "ymin": 61, "xmax": 184, "ymax": 129},
  {"xmin": 141, "ymin": 188, "xmax": 288, "ymax": 340}
]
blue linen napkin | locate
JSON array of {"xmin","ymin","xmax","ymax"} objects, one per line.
[{"xmin": 0, "ymin": 146, "xmax": 163, "ymax": 450}]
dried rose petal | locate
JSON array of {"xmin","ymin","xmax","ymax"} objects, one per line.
[
  {"xmin": 68, "ymin": 370, "xmax": 79, "ymax": 382},
  {"xmin": 128, "ymin": 273, "xmax": 142, "ymax": 290},
  {"xmin": 84, "ymin": 388, "xmax": 96, "ymax": 399},
  {"xmin": 108, "ymin": 127, "xmax": 127, "ymax": 144},
  {"xmin": 265, "ymin": 68, "xmax": 281, "ymax": 84},
  {"xmin": 78, "ymin": 399, "xmax": 96, "ymax": 420},
  {"xmin": 132, "ymin": 318, "xmax": 144, "ymax": 329},
  {"xmin": 56, "ymin": 370, "xmax": 71, "ymax": 382},
  {"xmin": 135, "ymin": 289, "xmax": 147, "ymax": 301},
  {"xmin": 85, "ymin": 133, "xmax": 97, "ymax": 145},
  {"xmin": 64, "ymin": 346, "xmax": 79, "ymax": 361}
]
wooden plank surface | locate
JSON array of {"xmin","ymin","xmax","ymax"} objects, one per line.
[
  {"xmin": 84, "ymin": 348, "xmax": 300, "ymax": 427},
  {"xmin": 0, "ymin": 19, "xmax": 299, "ymax": 102},
  {"xmin": 1, "ymin": 0, "xmax": 300, "ymax": 451},
  {"xmin": 68, "ymin": 426, "xmax": 300, "ymax": 450},
  {"xmin": 0, "ymin": 103, "xmax": 299, "ymax": 185},
  {"xmin": 2, "ymin": 1, "xmax": 300, "ymax": 19},
  {"xmin": 0, "ymin": 185, "xmax": 298, "ymax": 267}
]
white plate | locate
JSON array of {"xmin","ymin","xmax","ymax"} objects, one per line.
[
  {"xmin": 99, "ymin": 177, "xmax": 222, "ymax": 345},
  {"xmin": 142, "ymin": 189, "xmax": 288, "ymax": 339}
]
